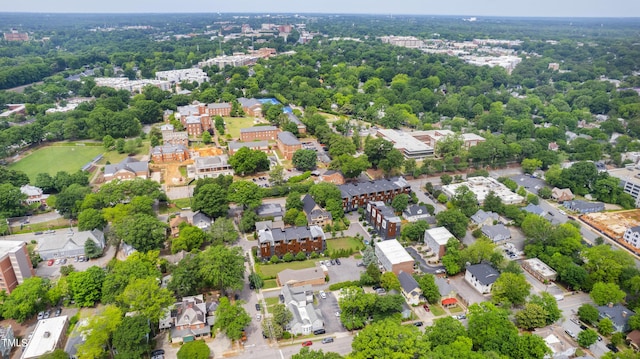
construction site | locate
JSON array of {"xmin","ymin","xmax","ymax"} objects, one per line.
[
  {"xmin": 150, "ymin": 146, "xmax": 225, "ymax": 187},
  {"xmin": 580, "ymin": 209, "xmax": 640, "ymax": 255}
]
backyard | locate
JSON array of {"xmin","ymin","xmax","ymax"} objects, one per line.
[
  {"xmin": 9, "ymin": 143, "xmax": 104, "ymax": 180},
  {"xmin": 256, "ymin": 259, "xmax": 318, "ymax": 279},
  {"xmin": 326, "ymin": 237, "xmax": 363, "ymax": 252}
]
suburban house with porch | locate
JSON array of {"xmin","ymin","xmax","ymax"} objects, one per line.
[
  {"xmin": 398, "ymin": 271, "xmax": 422, "ymax": 305},
  {"xmin": 159, "ymin": 294, "xmax": 216, "ymax": 343},
  {"xmin": 281, "ymin": 284, "xmax": 324, "ymax": 335}
]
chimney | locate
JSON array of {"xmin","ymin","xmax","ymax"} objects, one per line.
[
  {"xmin": 623, "ymin": 311, "xmax": 628, "ymax": 318},
  {"xmin": 608, "ymin": 302, "xmax": 614, "ymax": 308}
]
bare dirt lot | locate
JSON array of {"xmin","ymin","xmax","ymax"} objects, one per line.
[{"xmin": 581, "ymin": 209, "xmax": 640, "ymax": 255}]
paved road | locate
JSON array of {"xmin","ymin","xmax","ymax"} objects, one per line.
[{"xmin": 405, "ymin": 247, "xmax": 445, "ymax": 274}]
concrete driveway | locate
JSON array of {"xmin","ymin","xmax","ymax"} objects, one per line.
[
  {"xmin": 448, "ymin": 274, "xmax": 488, "ymax": 305},
  {"xmin": 405, "ymin": 247, "xmax": 445, "ymax": 274}
]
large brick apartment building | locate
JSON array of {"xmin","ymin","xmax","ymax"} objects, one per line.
[
  {"xmin": 258, "ymin": 225, "xmax": 326, "ymax": 259},
  {"xmin": 339, "ymin": 177, "xmax": 411, "ymax": 212},
  {"xmin": 0, "ymin": 241, "xmax": 35, "ymax": 294},
  {"xmin": 151, "ymin": 144, "xmax": 190, "ymax": 163},
  {"xmin": 365, "ymin": 201, "xmax": 401, "ymax": 240},
  {"xmin": 277, "ymin": 131, "xmax": 302, "ymax": 160},
  {"xmin": 240, "ymin": 126, "xmax": 280, "ymax": 142}
]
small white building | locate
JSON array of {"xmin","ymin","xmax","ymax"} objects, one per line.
[
  {"xmin": 36, "ymin": 229, "xmax": 105, "ymax": 260},
  {"xmin": 624, "ymin": 226, "xmax": 640, "ymax": 249},
  {"xmin": 423, "ymin": 227, "xmax": 455, "ymax": 260},
  {"xmin": 21, "ymin": 316, "xmax": 68, "ymax": 359},
  {"xmin": 464, "ymin": 263, "xmax": 500, "ymax": 294}
]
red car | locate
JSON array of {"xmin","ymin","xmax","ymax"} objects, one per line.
[
  {"xmin": 302, "ymin": 341, "xmax": 313, "ymax": 347},
  {"xmin": 47, "ymin": 259, "xmax": 55, "ymax": 266},
  {"xmin": 423, "ymin": 304, "xmax": 430, "ymax": 312}
]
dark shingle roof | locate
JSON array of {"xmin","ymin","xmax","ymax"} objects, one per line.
[
  {"xmin": 398, "ymin": 271, "xmax": 420, "ymax": 293},
  {"xmin": 278, "ymin": 131, "xmax": 301, "ymax": 146},
  {"xmin": 466, "ymin": 263, "xmax": 500, "ymax": 286},
  {"xmin": 338, "ymin": 177, "xmax": 410, "ymax": 199}
]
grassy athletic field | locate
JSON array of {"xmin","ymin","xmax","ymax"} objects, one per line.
[
  {"xmin": 9, "ymin": 144, "xmax": 104, "ymax": 181},
  {"xmin": 223, "ymin": 116, "xmax": 262, "ymax": 138}
]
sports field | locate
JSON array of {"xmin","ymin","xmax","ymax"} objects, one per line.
[
  {"xmin": 9, "ymin": 145, "xmax": 104, "ymax": 181},
  {"xmin": 224, "ymin": 117, "xmax": 265, "ymax": 139}
]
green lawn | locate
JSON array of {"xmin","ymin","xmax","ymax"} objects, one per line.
[
  {"xmin": 263, "ymin": 279, "xmax": 278, "ymax": 289},
  {"xmin": 265, "ymin": 297, "xmax": 280, "ymax": 307},
  {"xmin": 327, "ymin": 237, "xmax": 363, "ymax": 252},
  {"xmin": 10, "ymin": 144, "xmax": 105, "ymax": 181},
  {"xmin": 224, "ymin": 117, "xmax": 261, "ymax": 139},
  {"xmin": 257, "ymin": 260, "xmax": 318, "ymax": 279},
  {"xmin": 431, "ymin": 305, "xmax": 446, "ymax": 316}
]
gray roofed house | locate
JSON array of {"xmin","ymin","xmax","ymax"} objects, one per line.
[
  {"xmin": 159, "ymin": 294, "xmax": 215, "ymax": 343},
  {"xmin": 256, "ymin": 203, "xmax": 284, "ymax": 221},
  {"xmin": 464, "ymin": 263, "xmax": 500, "ymax": 294},
  {"xmin": 103, "ymin": 157, "xmax": 149, "ymax": 182},
  {"xmin": 240, "ymin": 125, "xmax": 278, "ymax": 133},
  {"xmin": 563, "ymin": 200, "xmax": 605, "ymax": 214},
  {"xmin": 403, "ymin": 204, "xmax": 431, "ymax": 222},
  {"xmin": 281, "ymin": 284, "xmax": 324, "ymax": 335},
  {"xmin": 481, "ymin": 224, "xmax": 511, "ymax": 242},
  {"xmin": 188, "ymin": 154, "xmax": 234, "ymax": 179},
  {"xmin": 286, "ymin": 113, "xmax": 307, "ymax": 132},
  {"xmin": 470, "ymin": 209, "xmax": 500, "ymax": 226},
  {"xmin": 37, "ymin": 229, "xmax": 105, "ymax": 260},
  {"xmin": 435, "ymin": 276, "xmax": 456, "ymax": 300},
  {"xmin": 398, "ymin": 271, "xmax": 422, "ymax": 305},
  {"xmin": 238, "ymin": 97, "xmax": 261, "ymax": 108},
  {"xmin": 191, "ymin": 211, "xmax": 212, "ymax": 231},
  {"xmin": 277, "ymin": 131, "xmax": 301, "ymax": 146},
  {"xmin": 522, "ymin": 204, "xmax": 546, "ymax": 216},
  {"xmin": 302, "ymin": 194, "xmax": 332, "ymax": 226},
  {"xmin": 597, "ymin": 304, "xmax": 635, "ymax": 332}
]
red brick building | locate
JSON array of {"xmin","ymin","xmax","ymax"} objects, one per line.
[
  {"xmin": 151, "ymin": 144, "xmax": 190, "ymax": 163},
  {"xmin": 365, "ymin": 201, "xmax": 401, "ymax": 240},
  {"xmin": 240, "ymin": 125, "xmax": 280, "ymax": 142},
  {"xmin": 339, "ymin": 177, "xmax": 411, "ymax": 212},
  {"xmin": 207, "ymin": 103, "xmax": 232, "ymax": 117},
  {"xmin": 277, "ymin": 131, "xmax": 302, "ymax": 160},
  {"xmin": 0, "ymin": 241, "xmax": 35, "ymax": 294}
]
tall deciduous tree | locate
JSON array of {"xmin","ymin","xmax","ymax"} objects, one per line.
[
  {"xmin": 1, "ymin": 277, "xmax": 49, "ymax": 322},
  {"xmin": 590, "ymin": 282, "xmax": 626, "ymax": 306},
  {"xmin": 198, "ymin": 245, "xmax": 245, "ymax": 293},
  {"xmin": 451, "ymin": 185, "xmax": 479, "ymax": 217},
  {"xmin": 117, "ymin": 277, "xmax": 174, "ymax": 322},
  {"xmin": 114, "ymin": 213, "xmax": 167, "ymax": 252},
  {"xmin": 67, "ymin": 266, "xmax": 105, "ymax": 307},
  {"xmin": 350, "ymin": 319, "xmax": 429, "ymax": 359},
  {"xmin": 419, "ymin": 274, "xmax": 441, "ymax": 304},
  {"xmin": 292, "ymin": 149, "xmax": 318, "ymax": 171},
  {"xmin": 516, "ymin": 303, "xmax": 548, "ymax": 330},
  {"xmin": 491, "ymin": 272, "xmax": 531, "ymax": 307},
  {"xmin": 229, "ymin": 147, "xmax": 269, "ymax": 176},
  {"xmin": 112, "ymin": 315, "xmax": 151, "ymax": 359},
  {"xmin": 214, "ymin": 297, "xmax": 251, "ymax": 340},
  {"xmin": 390, "ymin": 194, "xmax": 410, "ymax": 213},
  {"xmin": 78, "ymin": 305, "xmax": 123, "ymax": 358},
  {"xmin": 436, "ymin": 209, "xmax": 469, "ymax": 239},
  {"xmin": 177, "ymin": 340, "xmax": 210, "ymax": 359},
  {"xmin": 192, "ymin": 183, "xmax": 230, "ymax": 219},
  {"xmin": 227, "ymin": 180, "xmax": 264, "ymax": 209},
  {"xmin": 172, "ymin": 225, "xmax": 206, "ymax": 253}
]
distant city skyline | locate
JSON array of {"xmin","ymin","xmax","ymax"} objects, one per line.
[{"xmin": 3, "ymin": 0, "xmax": 640, "ymax": 18}]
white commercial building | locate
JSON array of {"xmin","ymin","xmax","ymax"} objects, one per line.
[
  {"xmin": 94, "ymin": 77, "xmax": 171, "ymax": 92},
  {"xmin": 441, "ymin": 176, "xmax": 524, "ymax": 205},
  {"xmin": 424, "ymin": 227, "xmax": 455, "ymax": 260},
  {"xmin": 155, "ymin": 68, "xmax": 209, "ymax": 85},
  {"xmin": 374, "ymin": 239, "xmax": 414, "ymax": 275},
  {"xmin": 609, "ymin": 166, "xmax": 640, "ymax": 208},
  {"xmin": 21, "ymin": 316, "xmax": 68, "ymax": 359},
  {"xmin": 376, "ymin": 129, "xmax": 434, "ymax": 159}
]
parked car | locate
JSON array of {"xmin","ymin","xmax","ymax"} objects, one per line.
[
  {"xmin": 423, "ymin": 304, "xmax": 430, "ymax": 312},
  {"xmin": 256, "ymin": 313, "xmax": 262, "ymax": 320},
  {"xmin": 43, "ymin": 310, "xmax": 50, "ymax": 319},
  {"xmin": 565, "ymin": 329, "xmax": 576, "ymax": 339},
  {"xmin": 375, "ymin": 288, "xmax": 387, "ymax": 295},
  {"xmin": 55, "ymin": 258, "xmax": 61, "ymax": 265},
  {"xmin": 335, "ymin": 258, "xmax": 341, "ymax": 265},
  {"xmin": 37, "ymin": 311, "xmax": 44, "ymax": 320},
  {"xmin": 302, "ymin": 341, "xmax": 313, "ymax": 347},
  {"xmin": 335, "ymin": 311, "xmax": 341, "ymax": 317},
  {"xmin": 255, "ymin": 303, "xmax": 261, "ymax": 311},
  {"xmin": 607, "ymin": 343, "xmax": 619, "ymax": 353},
  {"xmin": 414, "ymin": 321, "xmax": 424, "ymax": 327},
  {"xmin": 151, "ymin": 349, "xmax": 165, "ymax": 359},
  {"xmin": 322, "ymin": 337, "xmax": 334, "ymax": 344},
  {"xmin": 54, "ymin": 308, "xmax": 62, "ymax": 317},
  {"xmin": 434, "ymin": 269, "xmax": 446, "ymax": 274},
  {"xmin": 330, "ymin": 259, "xmax": 336, "ymax": 265},
  {"xmin": 47, "ymin": 259, "xmax": 54, "ymax": 266},
  {"xmin": 319, "ymin": 290, "xmax": 327, "ymax": 299},
  {"xmin": 313, "ymin": 329, "xmax": 326, "ymax": 335}
]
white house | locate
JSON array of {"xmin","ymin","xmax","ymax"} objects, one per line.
[
  {"xmin": 481, "ymin": 224, "xmax": 511, "ymax": 242},
  {"xmin": 398, "ymin": 271, "xmax": 422, "ymax": 305},
  {"xmin": 36, "ymin": 229, "xmax": 105, "ymax": 260},
  {"xmin": 464, "ymin": 263, "xmax": 500, "ymax": 294},
  {"xmin": 281, "ymin": 284, "xmax": 324, "ymax": 335}
]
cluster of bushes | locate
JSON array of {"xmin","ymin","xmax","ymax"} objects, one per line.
[
  {"xmin": 329, "ymin": 280, "xmax": 362, "ymax": 291},
  {"xmin": 328, "ymin": 248, "xmax": 356, "ymax": 259}
]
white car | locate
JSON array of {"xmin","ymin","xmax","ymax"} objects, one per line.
[
  {"xmin": 319, "ymin": 291, "xmax": 327, "ymax": 299},
  {"xmin": 256, "ymin": 313, "xmax": 262, "ymax": 320},
  {"xmin": 335, "ymin": 311, "xmax": 341, "ymax": 317}
]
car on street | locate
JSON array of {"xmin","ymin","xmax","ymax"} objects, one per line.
[
  {"xmin": 565, "ymin": 329, "xmax": 576, "ymax": 339},
  {"xmin": 47, "ymin": 259, "xmax": 54, "ymax": 266},
  {"xmin": 319, "ymin": 290, "xmax": 327, "ymax": 299},
  {"xmin": 607, "ymin": 343, "xmax": 619, "ymax": 352},
  {"xmin": 335, "ymin": 311, "xmax": 341, "ymax": 317},
  {"xmin": 55, "ymin": 258, "xmax": 61, "ymax": 265},
  {"xmin": 330, "ymin": 259, "xmax": 336, "ymax": 265},
  {"xmin": 255, "ymin": 303, "xmax": 261, "ymax": 311},
  {"xmin": 435, "ymin": 269, "xmax": 446, "ymax": 274},
  {"xmin": 313, "ymin": 329, "xmax": 326, "ymax": 335},
  {"xmin": 302, "ymin": 341, "xmax": 313, "ymax": 347},
  {"xmin": 322, "ymin": 337, "xmax": 334, "ymax": 344}
]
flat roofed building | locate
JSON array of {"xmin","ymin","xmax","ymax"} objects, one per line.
[
  {"xmin": 94, "ymin": 77, "xmax": 170, "ymax": 92},
  {"xmin": 0, "ymin": 325, "xmax": 14, "ymax": 359},
  {"xmin": 227, "ymin": 140, "xmax": 270, "ymax": 155},
  {"xmin": 410, "ymin": 129, "xmax": 455, "ymax": 148},
  {"xmin": 376, "ymin": 129, "xmax": 434, "ymax": 159},
  {"xmin": 21, "ymin": 316, "xmax": 68, "ymax": 359},
  {"xmin": 442, "ymin": 177, "xmax": 524, "ymax": 205},
  {"xmin": 608, "ymin": 166, "xmax": 640, "ymax": 208},
  {"xmin": 522, "ymin": 258, "xmax": 557, "ymax": 282},
  {"xmin": 366, "ymin": 201, "xmax": 401, "ymax": 240},
  {"xmin": 155, "ymin": 68, "xmax": 209, "ymax": 84},
  {"xmin": 240, "ymin": 125, "xmax": 280, "ymax": 142},
  {"xmin": 461, "ymin": 133, "xmax": 486, "ymax": 149},
  {"xmin": 424, "ymin": 227, "xmax": 455, "ymax": 260},
  {"xmin": 375, "ymin": 239, "xmax": 414, "ymax": 275},
  {"xmin": 0, "ymin": 241, "xmax": 34, "ymax": 294}
]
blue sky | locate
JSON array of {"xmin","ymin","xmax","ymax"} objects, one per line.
[{"xmin": 4, "ymin": 0, "xmax": 640, "ymax": 17}]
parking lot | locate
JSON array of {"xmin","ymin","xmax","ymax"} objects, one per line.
[{"xmin": 317, "ymin": 291, "xmax": 345, "ymax": 334}]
